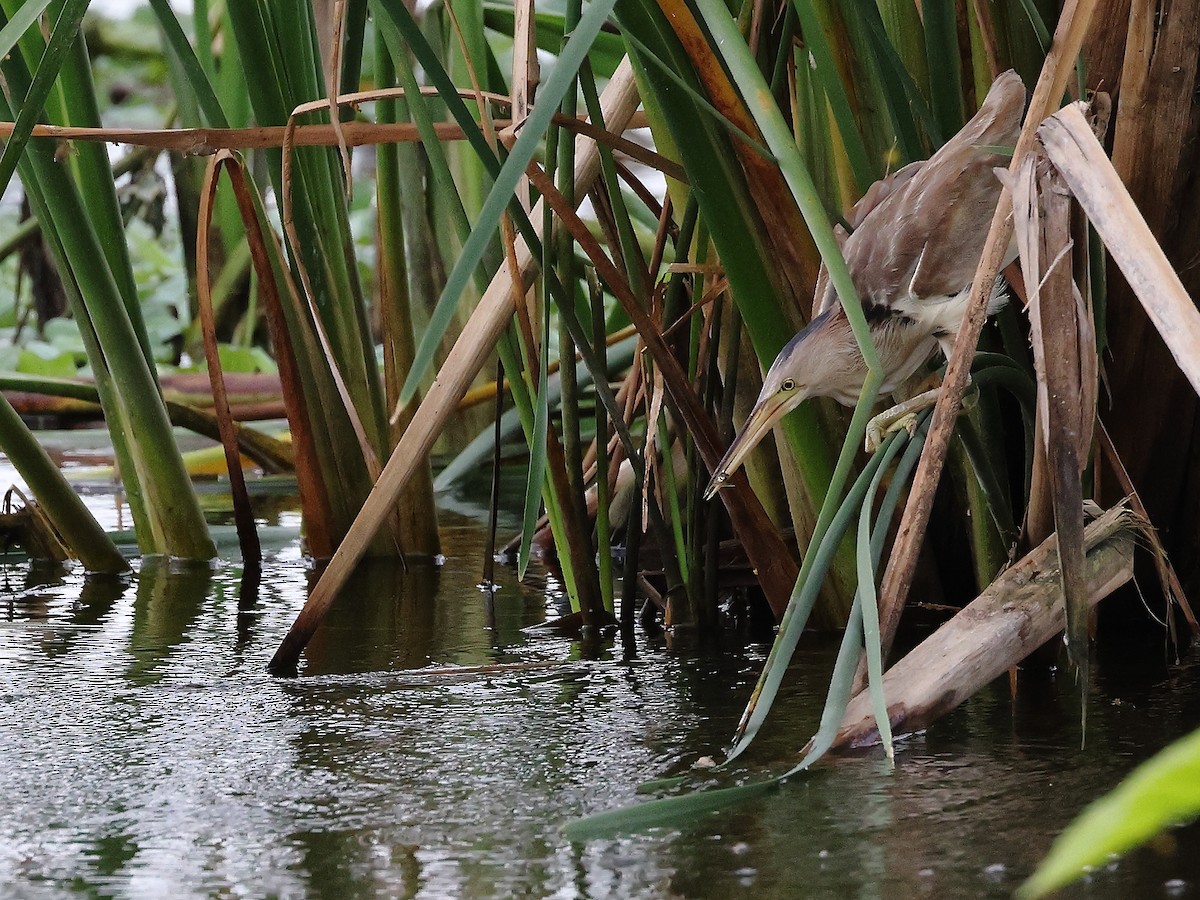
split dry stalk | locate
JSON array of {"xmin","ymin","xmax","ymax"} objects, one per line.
[
  {"xmin": 1009, "ymin": 148, "xmax": 1093, "ymax": 685},
  {"xmin": 1038, "ymin": 103, "xmax": 1200, "ymax": 399}
]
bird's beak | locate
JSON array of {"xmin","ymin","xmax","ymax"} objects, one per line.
[{"xmin": 703, "ymin": 391, "xmax": 796, "ymax": 501}]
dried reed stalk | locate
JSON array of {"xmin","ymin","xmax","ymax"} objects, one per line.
[{"xmin": 837, "ymin": 504, "xmax": 1137, "ymax": 749}]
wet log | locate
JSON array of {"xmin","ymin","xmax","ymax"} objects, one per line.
[{"xmin": 835, "ymin": 504, "xmax": 1138, "ymax": 749}]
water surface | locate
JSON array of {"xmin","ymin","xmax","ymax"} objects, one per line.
[{"xmin": 1, "ymin": 461, "xmax": 1198, "ymax": 898}]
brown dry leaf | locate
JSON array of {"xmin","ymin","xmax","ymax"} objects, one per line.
[
  {"xmin": 202, "ymin": 152, "xmax": 337, "ymax": 557},
  {"xmin": 196, "ymin": 154, "xmax": 261, "ymax": 565},
  {"xmin": 1006, "ymin": 144, "xmax": 1092, "ymax": 689}
]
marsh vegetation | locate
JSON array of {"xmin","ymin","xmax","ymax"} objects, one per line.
[{"xmin": 2, "ymin": 0, "xmax": 1200, "ymax": 894}]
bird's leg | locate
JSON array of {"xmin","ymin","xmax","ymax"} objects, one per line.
[
  {"xmin": 865, "ymin": 374, "xmax": 977, "ymax": 452},
  {"xmin": 865, "ymin": 388, "xmax": 942, "ymax": 452}
]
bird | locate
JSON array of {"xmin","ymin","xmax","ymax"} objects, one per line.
[{"xmin": 704, "ymin": 70, "xmax": 1026, "ymax": 501}]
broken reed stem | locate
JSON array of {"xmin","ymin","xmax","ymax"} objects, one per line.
[
  {"xmin": 0, "ymin": 114, "xmax": 673, "ymax": 175},
  {"xmin": 875, "ymin": 0, "xmax": 1101, "ymax": 665},
  {"xmin": 838, "ymin": 504, "xmax": 1137, "ymax": 750},
  {"xmin": 268, "ymin": 59, "xmax": 642, "ymax": 673}
]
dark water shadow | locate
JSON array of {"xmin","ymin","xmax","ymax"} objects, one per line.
[
  {"xmin": 234, "ymin": 562, "xmax": 262, "ymax": 654},
  {"xmin": 299, "ymin": 540, "xmax": 566, "ymax": 675},
  {"xmin": 0, "ymin": 564, "xmax": 132, "ymax": 657},
  {"xmin": 301, "ymin": 558, "xmax": 444, "ymax": 673},
  {"xmin": 126, "ymin": 558, "xmax": 213, "ymax": 685},
  {"xmin": 290, "ymin": 829, "xmax": 421, "ymax": 900}
]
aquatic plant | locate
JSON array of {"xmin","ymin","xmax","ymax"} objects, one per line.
[{"xmin": 0, "ymin": 1, "xmax": 1198, "ymax": 846}]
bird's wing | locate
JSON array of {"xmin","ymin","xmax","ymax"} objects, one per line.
[
  {"xmin": 834, "ymin": 70, "xmax": 1025, "ymax": 308},
  {"xmin": 907, "ymin": 71, "xmax": 1026, "ymax": 299},
  {"xmin": 848, "ymin": 160, "xmax": 927, "ymax": 231},
  {"xmin": 813, "ymin": 160, "xmax": 926, "ymax": 316}
]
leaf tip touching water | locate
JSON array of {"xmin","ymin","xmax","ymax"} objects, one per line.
[{"xmin": 563, "ymin": 780, "xmax": 778, "ymax": 842}]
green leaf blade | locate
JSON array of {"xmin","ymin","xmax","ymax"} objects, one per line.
[
  {"xmin": 398, "ymin": 0, "xmax": 620, "ymax": 406},
  {"xmin": 0, "ymin": 0, "xmax": 89, "ymax": 202},
  {"xmin": 1020, "ymin": 727, "xmax": 1200, "ymax": 899}
]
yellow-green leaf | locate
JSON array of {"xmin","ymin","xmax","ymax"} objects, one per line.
[{"xmin": 1020, "ymin": 727, "xmax": 1200, "ymax": 898}]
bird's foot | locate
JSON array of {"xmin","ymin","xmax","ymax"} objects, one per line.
[
  {"xmin": 865, "ymin": 411, "xmax": 920, "ymax": 452},
  {"xmin": 864, "ymin": 374, "xmax": 981, "ymax": 452},
  {"xmin": 865, "ymin": 386, "xmax": 943, "ymax": 453}
]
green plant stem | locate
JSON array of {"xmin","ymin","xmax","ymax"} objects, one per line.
[
  {"xmin": 692, "ymin": 0, "xmax": 886, "ymax": 757},
  {"xmin": 0, "ymin": 393, "xmax": 128, "ymax": 573},
  {"xmin": 376, "ymin": 35, "xmax": 441, "ymax": 557},
  {"xmin": 0, "ymin": 13, "xmax": 214, "ymax": 558},
  {"xmin": 724, "ymin": 376, "xmax": 882, "ymax": 762}
]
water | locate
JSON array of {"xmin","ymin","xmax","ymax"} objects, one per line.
[{"xmin": 1, "ymin": 462, "xmax": 1199, "ymax": 897}]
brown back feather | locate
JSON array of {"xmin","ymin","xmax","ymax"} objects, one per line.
[
  {"xmin": 814, "ymin": 160, "xmax": 925, "ymax": 315},
  {"xmin": 816, "ymin": 70, "xmax": 1026, "ymax": 312}
]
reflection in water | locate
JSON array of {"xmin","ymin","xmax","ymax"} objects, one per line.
[
  {"xmin": 74, "ymin": 575, "xmax": 131, "ymax": 629},
  {"xmin": 235, "ymin": 562, "xmax": 262, "ymax": 653},
  {"xmin": 304, "ymin": 558, "xmax": 446, "ymax": 673},
  {"xmin": 0, "ymin": 513, "xmax": 1198, "ymax": 897},
  {"xmin": 127, "ymin": 559, "xmax": 213, "ymax": 684}
]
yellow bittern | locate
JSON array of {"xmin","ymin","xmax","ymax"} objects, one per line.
[{"xmin": 704, "ymin": 70, "xmax": 1025, "ymax": 501}]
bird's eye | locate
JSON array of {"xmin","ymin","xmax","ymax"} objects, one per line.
[{"xmin": 781, "ymin": 378, "xmax": 797, "ymax": 392}]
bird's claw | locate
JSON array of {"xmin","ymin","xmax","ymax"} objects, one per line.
[
  {"xmin": 865, "ymin": 412, "xmax": 920, "ymax": 453},
  {"xmin": 864, "ymin": 384, "xmax": 946, "ymax": 453}
]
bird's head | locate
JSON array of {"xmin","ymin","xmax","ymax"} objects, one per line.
[{"xmin": 703, "ymin": 312, "xmax": 841, "ymax": 500}]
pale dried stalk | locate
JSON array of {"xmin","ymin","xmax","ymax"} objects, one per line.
[
  {"xmin": 269, "ymin": 60, "xmax": 643, "ymax": 672},
  {"xmin": 838, "ymin": 504, "xmax": 1137, "ymax": 749},
  {"xmin": 1011, "ymin": 100, "xmax": 1106, "ymax": 548},
  {"xmin": 1039, "ymin": 103, "xmax": 1200, "ymax": 399},
  {"xmin": 510, "ymin": 0, "xmax": 541, "ymax": 331},
  {"xmin": 326, "ymin": 0, "xmax": 353, "ymax": 188},
  {"xmin": 510, "ymin": 0, "xmax": 539, "ymax": 212}
]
